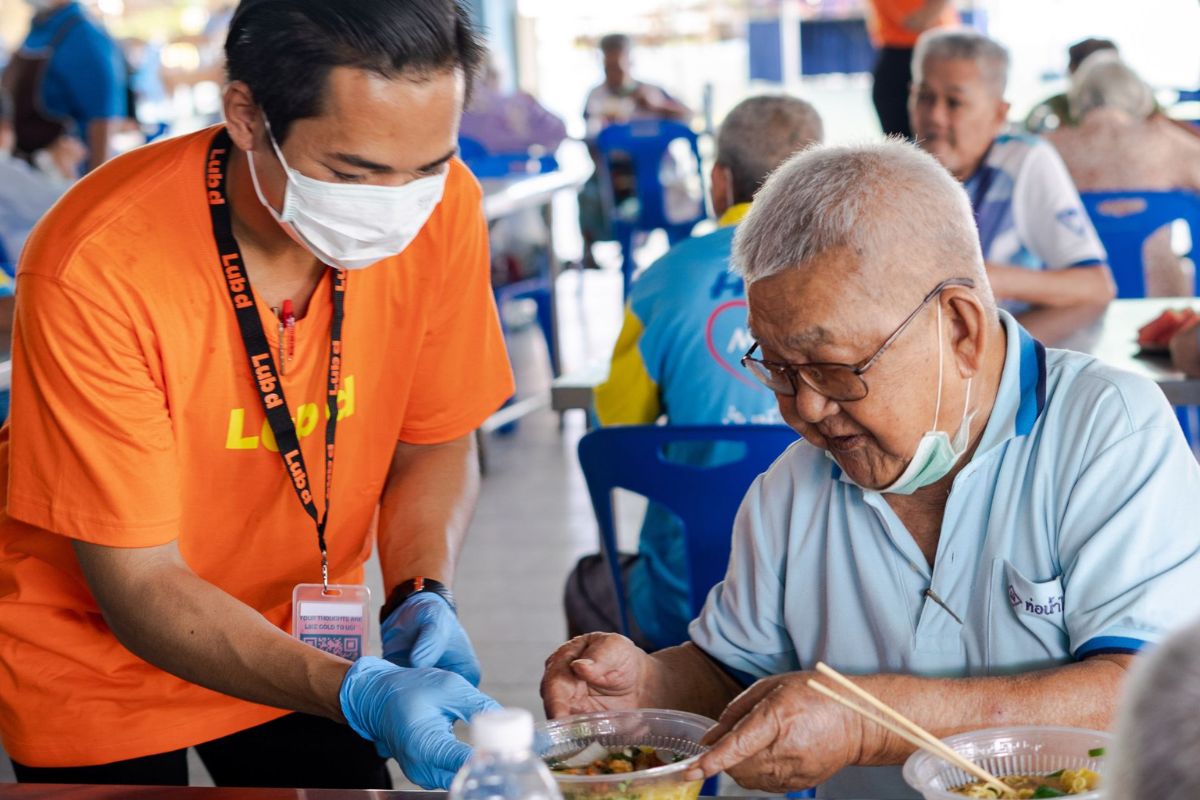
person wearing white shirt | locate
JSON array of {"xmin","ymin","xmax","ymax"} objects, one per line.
[
  {"xmin": 541, "ymin": 139, "xmax": 1200, "ymax": 799},
  {"xmin": 909, "ymin": 29, "xmax": 1115, "ymax": 332}
]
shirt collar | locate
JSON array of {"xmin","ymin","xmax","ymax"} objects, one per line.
[
  {"xmin": 718, "ymin": 203, "xmax": 752, "ymax": 228},
  {"xmin": 830, "ymin": 310, "xmax": 1046, "ymax": 484}
]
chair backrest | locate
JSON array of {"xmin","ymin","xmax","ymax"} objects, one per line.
[
  {"xmin": 595, "ymin": 120, "xmax": 707, "ymax": 234},
  {"xmin": 458, "ymin": 135, "xmax": 558, "ymax": 179},
  {"xmin": 1080, "ymin": 190, "xmax": 1200, "ymax": 298},
  {"xmin": 576, "ymin": 424, "xmax": 797, "ymax": 632}
]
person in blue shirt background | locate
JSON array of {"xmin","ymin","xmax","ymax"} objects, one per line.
[
  {"xmin": 3, "ymin": 0, "xmax": 128, "ymax": 173},
  {"xmin": 909, "ymin": 28, "xmax": 1115, "ymax": 331},
  {"xmin": 563, "ymin": 95, "xmax": 823, "ymax": 652},
  {"xmin": 544, "ymin": 139, "xmax": 1200, "ymax": 799}
]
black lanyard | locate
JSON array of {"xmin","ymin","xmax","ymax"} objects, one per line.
[{"xmin": 205, "ymin": 128, "xmax": 347, "ymax": 589}]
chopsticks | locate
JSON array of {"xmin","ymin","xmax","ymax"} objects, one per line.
[{"xmin": 806, "ymin": 662, "xmax": 1016, "ymax": 799}]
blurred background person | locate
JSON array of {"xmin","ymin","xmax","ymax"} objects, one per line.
[
  {"xmin": 1024, "ymin": 37, "xmax": 1118, "ymax": 133},
  {"xmin": 459, "ymin": 54, "xmax": 566, "ymax": 157},
  {"xmin": 1047, "ymin": 53, "xmax": 1200, "ymax": 297},
  {"xmin": 578, "ymin": 33, "xmax": 692, "ymax": 269},
  {"xmin": 909, "ymin": 28, "xmax": 1115, "ymax": 333},
  {"xmin": 865, "ymin": 0, "xmax": 958, "ymax": 138},
  {"xmin": 1, "ymin": 0, "xmax": 128, "ymax": 173},
  {"xmin": 566, "ymin": 95, "xmax": 822, "ymax": 652}
]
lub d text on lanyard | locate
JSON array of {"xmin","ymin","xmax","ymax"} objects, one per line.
[{"xmin": 206, "ymin": 128, "xmax": 346, "ymax": 591}]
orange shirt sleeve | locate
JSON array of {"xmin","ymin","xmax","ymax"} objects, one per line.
[
  {"xmin": 7, "ymin": 270, "xmax": 182, "ymax": 546},
  {"xmin": 398, "ymin": 165, "xmax": 514, "ymax": 444}
]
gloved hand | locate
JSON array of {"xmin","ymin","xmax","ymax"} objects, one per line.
[
  {"xmin": 382, "ymin": 592, "xmax": 483, "ymax": 686},
  {"xmin": 340, "ymin": 656, "xmax": 500, "ymax": 789}
]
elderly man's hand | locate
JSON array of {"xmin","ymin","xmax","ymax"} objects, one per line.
[
  {"xmin": 684, "ymin": 672, "xmax": 866, "ymax": 793},
  {"xmin": 541, "ymin": 633, "xmax": 655, "ymax": 718}
]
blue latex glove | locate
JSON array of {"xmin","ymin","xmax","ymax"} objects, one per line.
[
  {"xmin": 340, "ymin": 656, "xmax": 500, "ymax": 789},
  {"xmin": 382, "ymin": 592, "xmax": 483, "ymax": 687}
]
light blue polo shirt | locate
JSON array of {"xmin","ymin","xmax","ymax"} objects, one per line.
[{"xmin": 690, "ymin": 311, "xmax": 1200, "ymax": 799}]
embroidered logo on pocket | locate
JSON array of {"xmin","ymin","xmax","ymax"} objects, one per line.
[{"xmin": 1003, "ymin": 560, "xmax": 1064, "ymax": 620}]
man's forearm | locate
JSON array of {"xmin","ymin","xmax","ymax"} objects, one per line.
[
  {"xmin": 855, "ymin": 656, "xmax": 1130, "ymax": 765},
  {"xmin": 377, "ymin": 433, "xmax": 480, "ymax": 592},
  {"xmin": 987, "ymin": 263, "xmax": 1116, "ymax": 308},
  {"xmin": 86, "ymin": 119, "xmax": 119, "ymax": 172},
  {"xmin": 646, "ymin": 643, "xmax": 745, "ymax": 720},
  {"xmin": 73, "ymin": 540, "xmax": 350, "ymax": 721}
]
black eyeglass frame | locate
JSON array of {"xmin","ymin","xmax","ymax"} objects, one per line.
[{"xmin": 740, "ymin": 277, "xmax": 977, "ymax": 401}]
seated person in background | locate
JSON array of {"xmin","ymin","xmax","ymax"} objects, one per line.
[
  {"xmin": 1047, "ymin": 54, "xmax": 1200, "ymax": 297},
  {"xmin": 543, "ymin": 140, "xmax": 1200, "ymax": 799},
  {"xmin": 1023, "ymin": 37, "xmax": 1117, "ymax": 133},
  {"xmin": 578, "ymin": 33, "xmax": 692, "ymax": 268},
  {"xmin": 1108, "ymin": 615, "xmax": 1200, "ymax": 800},
  {"xmin": 2, "ymin": 0, "xmax": 128, "ymax": 172},
  {"xmin": 910, "ymin": 29, "xmax": 1115, "ymax": 337},
  {"xmin": 458, "ymin": 54, "xmax": 566, "ymax": 156},
  {"xmin": 566, "ymin": 95, "xmax": 823, "ymax": 652},
  {"xmin": 459, "ymin": 54, "xmax": 567, "ymax": 284}
]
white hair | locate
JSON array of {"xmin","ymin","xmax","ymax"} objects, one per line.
[
  {"xmin": 716, "ymin": 94, "xmax": 824, "ymax": 205},
  {"xmin": 913, "ymin": 28, "xmax": 1010, "ymax": 97},
  {"xmin": 1069, "ymin": 52, "xmax": 1154, "ymax": 121},
  {"xmin": 1107, "ymin": 619, "xmax": 1200, "ymax": 800},
  {"xmin": 732, "ymin": 139, "xmax": 989, "ymax": 302}
]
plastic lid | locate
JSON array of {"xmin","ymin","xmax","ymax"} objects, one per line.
[{"xmin": 471, "ymin": 708, "xmax": 535, "ymax": 754}]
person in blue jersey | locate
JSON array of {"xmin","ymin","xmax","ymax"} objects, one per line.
[
  {"xmin": 543, "ymin": 140, "xmax": 1200, "ymax": 799},
  {"xmin": 2, "ymin": 0, "xmax": 128, "ymax": 172},
  {"xmin": 909, "ymin": 29, "xmax": 1115, "ymax": 333},
  {"xmin": 563, "ymin": 95, "xmax": 823, "ymax": 652}
]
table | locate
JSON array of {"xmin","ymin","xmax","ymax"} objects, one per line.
[
  {"xmin": 1041, "ymin": 298, "xmax": 1200, "ymax": 406},
  {"xmin": 548, "ymin": 299, "xmax": 1200, "ymax": 413}
]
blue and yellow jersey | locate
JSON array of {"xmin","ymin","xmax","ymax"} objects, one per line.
[{"xmin": 594, "ymin": 204, "xmax": 781, "ymax": 648}]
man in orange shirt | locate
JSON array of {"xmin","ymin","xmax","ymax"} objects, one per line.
[
  {"xmin": 0, "ymin": 0, "xmax": 513, "ymax": 790},
  {"xmin": 866, "ymin": 0, "xmax": 958, "ymax": 138}
]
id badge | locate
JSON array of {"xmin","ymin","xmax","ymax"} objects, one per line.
[{"xmin": 292, "ymin": 583, "xmax": 370, "ymax": 660}]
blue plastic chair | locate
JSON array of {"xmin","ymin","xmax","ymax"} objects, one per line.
[
  {"xmin": 595, "ymin": 121, "xmax": 708, "ymax": 298},
  {"xmin": 458, "ymin": 135, "xmax": 559, "ymax": 179},
  {"xmin": 1079, "ymin": 190, "xmax": 1200, "ymax": 299},
  {"xmin": 577, "ymin": 425, "xmax": 797, "ymax": 634}
]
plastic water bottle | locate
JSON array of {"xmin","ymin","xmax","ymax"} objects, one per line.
[{"xmin": 449, "ymin": 709, "xmax": 563, "ymax": 800}]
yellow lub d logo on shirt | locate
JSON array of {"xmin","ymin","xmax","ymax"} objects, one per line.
[{"xmin": 225, "ymin": 375, "xmax": 357, "ymax": 451}]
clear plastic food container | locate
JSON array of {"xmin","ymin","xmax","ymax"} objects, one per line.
[
  {"xmin": 902, "ymin": 725, "xmax": 1113, "ymax": 799},
  {"xmin": 534, "ymin": 709, "xmax": 716, "ymax": 800}
]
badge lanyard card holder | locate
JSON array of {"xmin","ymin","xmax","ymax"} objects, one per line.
[{"xmin": 207, "ymin": 129, "xmax": 369, "ymax": 660}]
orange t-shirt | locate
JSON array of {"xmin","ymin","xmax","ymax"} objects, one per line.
[
  {"xmin": 866, "ymin": 0, "xmax": 960, "ymax": 49},
  {"xmin": 0, "ymin": 126, "xmax": 514, "ymax": 767}
]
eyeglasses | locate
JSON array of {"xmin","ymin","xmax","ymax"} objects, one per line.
[{"xmin": 740, "ymin": 277, "xmax": 976, "ymax": 402}]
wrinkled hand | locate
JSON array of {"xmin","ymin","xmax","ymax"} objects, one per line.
[
  {"xmin": 683, "ymin": 672, "xmax": 864, "ymax": 793},
  {"xmin": 382, "ymin": 593, "xmax": 482, "ymax": 686},
  {"xmin": 340, "ymin": 656, "xmax": 500, "ymax": 789},
  {"xmin": 541, "ymin": 633, "xmax": 653, "ymax": 719}
]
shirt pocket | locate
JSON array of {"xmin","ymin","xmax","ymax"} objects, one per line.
[{"xmin": 986, "ymin": 558, "xmax": 1071, "ymax": 672}]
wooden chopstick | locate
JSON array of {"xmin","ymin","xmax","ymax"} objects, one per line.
[{"xmin": 811, "ymin": 662, "xmax": 1015, "ymax": 799}]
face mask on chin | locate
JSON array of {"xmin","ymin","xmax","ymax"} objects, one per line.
[
  {"xmin": 834, "ymin": 301, "xmax": 975, "ymax": 496},
  {"xmin": 246, "ymin": 118, "xmax": 446, "ymax": 271}
]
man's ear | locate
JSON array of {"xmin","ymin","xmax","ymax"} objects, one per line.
[
  {"xmin": 223, "ymin": 81, "xmax": 261, "ymax": 153},
  {"xmin": 710, "ymin": 162, "xmax": 733, "ymax": 217},
  {"xmin": 945, "ymin": 290, "xmax": 988, "ymax": 378}
]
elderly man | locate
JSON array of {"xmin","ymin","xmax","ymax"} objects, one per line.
[
  {"xmin": 909, "ymin": 29, "xmax": 1115, "ymax": 333},
  {"xmin": 542, "ymin": 140, "xmax": 1200, "ymax": 798},
  {"xmin": 1047, "ymin": 54, "xmax": 1200, "ymax": 297},
  {"xmin": 568, "ymin": 95, "xmax": 821, "ymax": 652}
]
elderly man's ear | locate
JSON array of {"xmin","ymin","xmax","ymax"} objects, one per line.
[
  {"xmin": 709, "ymin": 163, "xmax": 735, "ymax": 218},
  {"xmin": 945, "ymin": 291, "xmax": 990, "ymax": 378}
]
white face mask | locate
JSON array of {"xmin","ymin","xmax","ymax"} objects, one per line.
[
  {"xmin": 878, "ymin": 301, "xmax": 974, "ymax": 495},
  {"xmin": 247, "ymin": 121, "xmax": 446, "ymax": 270}
]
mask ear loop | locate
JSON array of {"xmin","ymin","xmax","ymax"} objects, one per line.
[
  {"xmin": 932, "ymin": 300, "xmax": 945, "ymax": 431},
  {"xmin": 247, "ymin": 117, "xmax": 292, "ymax": 221}
]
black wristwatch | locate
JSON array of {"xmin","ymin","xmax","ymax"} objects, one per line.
[{"xmin": 379, "ymin": 577, "xmax": 457, "ymax": 623}]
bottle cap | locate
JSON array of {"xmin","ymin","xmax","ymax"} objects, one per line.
[{"xmin": 471, "ymin": 708, "xmax": 535, "ymax": 754}]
